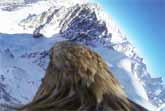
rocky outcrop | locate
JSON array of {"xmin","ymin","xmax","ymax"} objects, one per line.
[
  {"xmin": 19, "ymin": 2, "xmax": 165, "ymax": 107},
  {"xmin": 0, "ymin": 0, "xmax": 164, "ymax": 110}
]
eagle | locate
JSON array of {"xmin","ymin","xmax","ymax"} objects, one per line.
[{"xmin": 19, "ymin": 41, "xmax": 147, "ymax": 111}]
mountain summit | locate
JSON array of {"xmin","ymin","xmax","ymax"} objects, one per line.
[
  {"xmin": 0, "ymin": 0, "xmax": 164, "ymax": 110},
  {"xmin": 19, "ymin": 1, "xmax": 164, "ymax": 108}
]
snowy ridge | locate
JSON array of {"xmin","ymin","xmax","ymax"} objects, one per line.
[
  {"xmin": 19, "ymin": 2, "xmax": 164, "ymax": 108},
  {"xmin": 0, "ymin": 33, "xmax": 65, "ymax": 104},
  {"xmin": 0, "ymin": 0, "xmax": 164, "ymax": 110}
]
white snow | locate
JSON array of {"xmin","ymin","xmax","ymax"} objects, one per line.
[
  {"xmin": 0, "ymin": 0, "xmax": 163, "ymax": 110},
  {"xmin": 0, "ymin": 32, "xmax": 65, "ymax": 103},
  {"xmin": 0, "ymin": 0, "xmax": 54, "ymax": 34},
  {"xmin": 91, "ymin": 44, "xmax": 156, "ymax": 110},
  {"xmin": 158, "ymin": 104, "xmax": 165, "ymax": 111}
]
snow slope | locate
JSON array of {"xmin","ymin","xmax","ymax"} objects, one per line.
[
  {"xmin": 0, "ymin": 33, "xmax": 65, "ymax": 104},
  {"xmin": 0, "ymin": 0, "xmax": 164, "ymax": 110}
]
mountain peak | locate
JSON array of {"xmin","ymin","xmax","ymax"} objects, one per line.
[
  {"xmin": 18, "ymin": 2, "xmax": 165, "ymax": 109},
  {"xmin": 0, "ymin": 0, "xmax": 164, "ymax": 110}
]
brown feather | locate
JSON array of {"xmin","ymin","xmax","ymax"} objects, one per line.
[{"xmin": 19, "ymin": 41, "xmax": 148, "ymax": 111}]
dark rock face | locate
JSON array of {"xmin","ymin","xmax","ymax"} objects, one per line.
[
  {"xmin": 20, "ymin": 41, "xmax": 148, "ymax": 111},
  {"xmin": 59, "ymin": 5, "xmax": 108, "ymax": 42},
  {"xmin": 20, "ymin": 4, "xmax": 111, "ymax": 44}
]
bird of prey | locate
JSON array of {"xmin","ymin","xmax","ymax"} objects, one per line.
[{"xmin": 19, "ymin": 41, "xmax": 148, "ymax": 111}]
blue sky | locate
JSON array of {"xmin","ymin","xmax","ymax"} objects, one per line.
[{"xmin": 94, "ymin": 0, "xmax": 165, "ymax": 80}]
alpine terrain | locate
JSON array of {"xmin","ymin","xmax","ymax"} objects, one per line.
[{"xmin": 0, "ymin": 0, "xmax": 164, "ymax": 110}]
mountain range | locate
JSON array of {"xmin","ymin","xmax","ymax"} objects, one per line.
[{"xmin": 0, "ymin": 0, "xmax": 164, "ymax": 110}]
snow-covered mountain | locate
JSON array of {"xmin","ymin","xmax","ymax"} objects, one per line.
[{"xmin": 0, "ymin": 0, "xmax": 164, "ymax": 110}]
